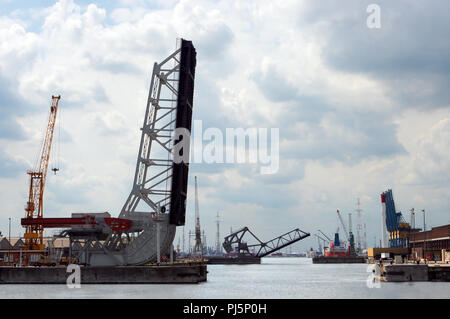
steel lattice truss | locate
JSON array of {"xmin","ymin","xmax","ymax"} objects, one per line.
[
  {"xmin": 223, "ymin": 227, "xmax": 310, "ymax": 258},
  {"xmin": 120, "ymin": 44, "xmax": 182, "ymax": 220}
]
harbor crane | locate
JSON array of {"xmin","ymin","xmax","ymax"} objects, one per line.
[
  {"xmin": 314, "ymin": 233, "xmax": 328, "ymax": 245},
  {"xmin": 336, "ymin": 210, "xmax": 349, "ymax": 242},
  {"xmin": 23, "ymin": 95, "xmax": 60, "ymax": 251},
  {"xmin": 193, "ymin": 176, "xmax": 203, "ymax": 256},
  {"xmin": 317, "ymin": 229, "xmax": 332, "ymax": 242},
  {"xmin": 336, "ymin": 209, "xmax": 356, "ymax": 256},
  {"xmin": 314, "ymin": 234, "xmax": 327, "ymax": 254}
]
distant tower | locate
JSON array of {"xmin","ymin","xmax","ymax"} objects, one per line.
[
  {"xmin": 215, "ymin": 211, "xmax": 222, "ymax": 255},
  {"xmin": 202, "ymin": 230, "xmax": 207, "ymax": 255},
  {"xmin": 182, "ymin": 226, "xmax": 185, "ymax": 254},
  {"xmin": 355, "ymin": 198, "xmax": 363, "ymax": 253},
  {"xmin": 363, "ymin": 223, "xmax": 367, "ymax": 251},
  {"xmin": 380, "ymin": 194, "xmax": 388, "ymax": 248},
  {"xmin": 193, "ymin": 176, "xmax": 203, "ymax": 256},
  {"xmin": 348, "ymin": 212, "xmax": 352, "ymax": 233},
  {"xmin": 188, "ymin": 230, "xmax": 192, "ymax": 254},
  {"xmin": 410, "ymin": 208, "xmax": 415, "ymax": 229}
]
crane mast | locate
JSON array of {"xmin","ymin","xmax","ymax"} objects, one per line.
[
  {"xmin": 24, "ymin": 95, "xmax": 60, "ymax": 250},
  {"xmin": 336, "ymin": 209, "xmax": 349, "ymax": 241},
  {"xmin": 193, "ymin": 176, "xmax": 203, "ymax": 255}
]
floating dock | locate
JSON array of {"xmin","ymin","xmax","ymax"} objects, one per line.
[
  {"xmin": 0, "ymin": 264, "xmax": 207, "ymax": 284},
  {"xmin": 378, "ymin": 263, "xmax": 450, "ymax": 282},
  {"xmin": 312, "ymin": 256, "xmax": 366, "ymax": 264}
]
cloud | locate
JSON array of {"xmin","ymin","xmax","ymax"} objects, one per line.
[
  {"xmin": 403, "ymin": 118, "xmax": 450, "ymax": 186},
  {"xmin": 0, "ymin": 150, "xmax": 27, "ymax": 178},
  {"xmin": 308, "ymin": 0, "xmax": 450, "ymax": 110},
  {"xmin": 0, "ymin": 74, "xmax": 28, "ymax": 140},
  {"xmin": 252, "ymin": 64, "xmax": 301, "ymax": 103}
]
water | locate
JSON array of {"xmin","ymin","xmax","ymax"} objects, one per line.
[{"xmin": 1, "ymin": 258, "xmax": 448, "ymax": 299}]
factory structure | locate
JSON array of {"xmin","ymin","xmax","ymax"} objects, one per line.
[{"xmin": 367, "ymin": 189, "xmax": 449, "ymax": 263}]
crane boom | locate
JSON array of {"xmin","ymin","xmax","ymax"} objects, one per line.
[
  {"xmin": 336, "ymin": 209, "xmax": 349, "ymax": 241},
  {"xmin": 314, "ymin": 233, "xmax": 328, "ymax": 243},
  {"xmin": 317, "ymin": 229, "xmax": 332, "ymax": 242},
  {"xmin": 23, "ymin": 95, "xmax": 60, "ymax": 250}
]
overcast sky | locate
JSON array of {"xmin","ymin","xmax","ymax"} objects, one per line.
[{"xmin": 0, "ymin": 0, "xmax": 449, "ymax": 252}]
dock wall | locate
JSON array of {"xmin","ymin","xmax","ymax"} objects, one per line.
[
  {"xmin": 0, "ymin": 264, "xmax": 207, "ymax": 284},
  {"xmin": 312, "ymin": 256, "xmax": 366, "ymax": 264},
  {"xmin": 380, "ymin": 264, "xmax": 450, "ymax": 282}
]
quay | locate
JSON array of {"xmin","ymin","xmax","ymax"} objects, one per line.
[
  {"xmin": 206, "ymin": 256, "xmax": 261, "ymax": 265},
  {"xmin": 377, "ymin": 263, "xmax": 450, "ymax": 282},
  {"xmin": 0, "ymin": 264, "xmax": 207, "ymax": 284},
  {"xmin": 312, "ymin": 256, "xmax": 366, "ymax": 264}
]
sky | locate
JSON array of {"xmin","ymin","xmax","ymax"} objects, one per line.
[{"xmin": 0, "ymin": 0, "xmax": 449, "ymax": 253}]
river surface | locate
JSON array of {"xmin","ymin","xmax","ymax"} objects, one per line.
[{"xmin": 1, "ymin": 258, "xmax": 448, "ymax": 299}]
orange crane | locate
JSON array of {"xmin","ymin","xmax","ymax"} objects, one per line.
[{"xmin": 23, "ymin": 95, "xmax": 60, "ymax": 251}]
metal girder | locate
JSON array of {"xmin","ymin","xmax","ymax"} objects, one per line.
[
  {"xmin": 222, "ymin": 227, "xmax": 310, "ymax": 258},
  {"xmin": 120, "ymin": 46, "xmax": 182, "ymax": 218}
]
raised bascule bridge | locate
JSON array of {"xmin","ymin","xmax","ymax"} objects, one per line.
[
  {"xmin": 1, "ymin": 39, "xmax": 207, "ymax": 284},
  {"xmin": 207, "ymin": 227, "xmax": 310, "ymax": 264}
]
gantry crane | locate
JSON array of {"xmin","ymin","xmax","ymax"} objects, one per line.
[{"xmin": 23, "ymin": 95, "xmax": 60, "ymax": 251}]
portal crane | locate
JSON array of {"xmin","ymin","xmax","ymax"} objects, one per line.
[
  {"xmin": 23, "ymin": 95, "xmax": 60, "ymax": 250},
  {"xmin": 314, "ymin": 234, "xmax": 326, "ymax": 253}
]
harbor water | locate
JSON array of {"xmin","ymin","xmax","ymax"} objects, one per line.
[{"xmin": 1, "ymin": 258, "xmax": 448, "ymax": 299}]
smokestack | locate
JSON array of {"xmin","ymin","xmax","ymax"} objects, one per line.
[{"xmin": 381, "ymin": 193, "xmax": 388, "ymax": 248}]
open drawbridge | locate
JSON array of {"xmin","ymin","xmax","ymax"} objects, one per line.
[
  {"xmin": 22, "ymin": 39, "xmax": 197, "ymax": 266},
  {"xmin": 223, "ymin": 227, "xmax": 310, "ymax": 258}
]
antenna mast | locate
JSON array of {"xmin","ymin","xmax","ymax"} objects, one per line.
[
  {"xmin": 355, "ymin": 198, "xmax": 363, "ymax": 253},
  {"xmin": 215, "ymin": 211, "xmax": 222, "ymax": 255}
]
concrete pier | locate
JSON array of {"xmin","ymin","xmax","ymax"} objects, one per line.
[
  {"xmin": 312, "ymin": 256, "xmax": 366, "ymax": 264},
  {"xmin": 379, "ymin": 263, "xmax": 450, "ymax": 282},
  {"xmin": 0, "ymin": 264, "xmax": 207, "ymax": 284},
  {"xmin": 206, "ymin": 256, "xmax": 261, "ymax": 265}
]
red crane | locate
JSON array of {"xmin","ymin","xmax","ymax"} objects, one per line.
[{"xmin": 23, "ymin": 95, "xmax": 60, "ymax": 251}]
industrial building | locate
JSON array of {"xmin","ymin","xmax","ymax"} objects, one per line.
[
  {"xmin": 367, "ymin": 189, "xmax": 449, "ymax": 263},
  {"xmin": 409, "ymin": 224, "xmax": 450, "ymax": 260},
  {"xmin": 0, "ymin": 237, "xmax": 69, "ymax": 265}
]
